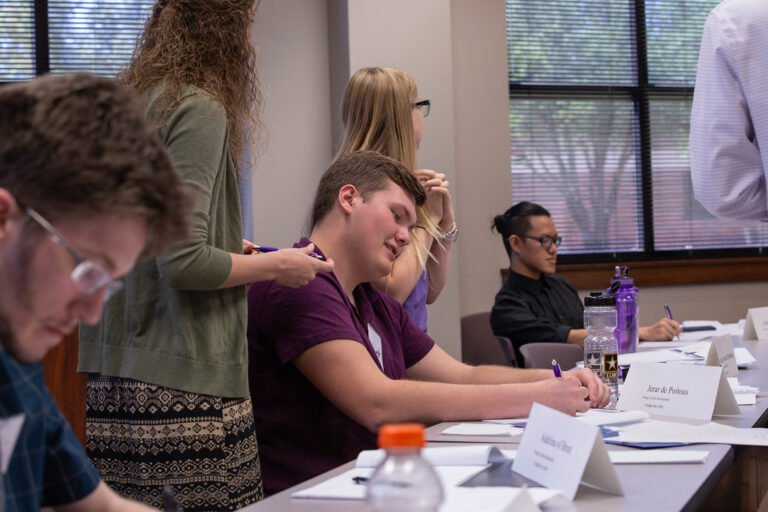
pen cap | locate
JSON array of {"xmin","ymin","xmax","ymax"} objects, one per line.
[{"xmin": 377, "ymin": 423, "xmax": 426, "ymax": 449}]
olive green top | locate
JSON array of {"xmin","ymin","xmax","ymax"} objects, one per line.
[{"xmin": 79, "ymin": 86, "xmax": 248, "ymax": 398}]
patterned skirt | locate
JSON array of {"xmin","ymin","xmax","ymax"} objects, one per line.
[{"xmin": 85, "ymin": 375, "xmax": 263, "ymax": 511}]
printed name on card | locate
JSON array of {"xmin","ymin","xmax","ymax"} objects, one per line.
[
  {"xmin": 743, "ymin": 306, "xmax": 768, "ymax": 341},
  {"xmin": 512, "ymin": 403, "xmax": 623, "ymax": 501},
  {"xmin": 706, "ymin": 335, "xmax": 738, "ymax": 378},
  {"xmin": 617, "ymin": 363, "xmax": 739, "ymax": 423}
]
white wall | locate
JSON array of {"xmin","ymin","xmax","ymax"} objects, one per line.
[
  {"xmin": 251, "ymin": 0, "xmax": 767, "ymax": 362},
  {"xmin": 451, "ymin": 0, "xmax": 514, "ymax": 316},
  {"xmin": 250, "ymin": 0, "xmax": 333, "ymax": 245}
]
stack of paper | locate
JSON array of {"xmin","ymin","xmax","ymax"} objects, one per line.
[{"xmin": 728, "ymin": 377, "xmax": 759, "ymax": 405}]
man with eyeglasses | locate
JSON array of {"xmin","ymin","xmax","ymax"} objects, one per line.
[
  {"xmin": 0, "ymin": 73, "xmax": 188, "ymax": 511},
  {"xmin": 491, "ymin": 202, "xmax": 680, "ymax": 362}
]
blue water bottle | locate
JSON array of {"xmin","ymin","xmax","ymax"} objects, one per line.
[{"xmin": 608, "ymin": 266, "xmax": 639, "ymax": 355}]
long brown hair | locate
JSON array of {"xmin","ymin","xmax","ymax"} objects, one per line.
[{"xmin": 119, "ymin": 0, "xmax": 262, "ymax": 161}]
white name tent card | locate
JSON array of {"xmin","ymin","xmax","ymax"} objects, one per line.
[
  {"xmin": 743, "ymin": 306, "xmax": 768, "ymax": 341},
  {"xmin": 512, "ymin": 403, "xmax": 623, "ymax": 501},
  {"xmin": 706, "ymin": 334, "xmax": 739, "ymax": 378},
  {"xmin": 617, "ymin": 363, "xmax": 739, "ymax": 423}
]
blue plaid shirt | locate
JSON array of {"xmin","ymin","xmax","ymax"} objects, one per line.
[{"xmin": 0, "ymin": 349, "xmax": 100, "ymax": 511}]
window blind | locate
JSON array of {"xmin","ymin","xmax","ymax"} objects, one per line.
[
  {"xmin": 506, "ymin": 0, "xmax": 767, "ymax": 260},
  {"xmin": 0, "ymin": 1, "xmax": 36, "ymax": 81},
  {"xmin": 48, "ymin": 0, "xmax": 153, "ymax": 76}
]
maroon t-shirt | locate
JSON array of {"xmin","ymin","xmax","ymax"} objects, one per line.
[{"xmin": 247, "ymin": 240, "xmax": 435, "ymax": 495}]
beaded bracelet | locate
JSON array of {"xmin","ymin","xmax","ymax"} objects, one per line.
[{"xmin": 438, "ymin": 221, "xmax": 458, "ymax": 243}]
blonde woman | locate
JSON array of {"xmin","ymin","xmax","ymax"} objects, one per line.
[{"xmin": 336, "ymin": 67, "xmax": 456, "ymax": 331}]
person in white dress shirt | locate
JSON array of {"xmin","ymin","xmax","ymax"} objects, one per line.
[{"xmin": 690, "ymin": 0, "xmax": 768, "ymax": 223}]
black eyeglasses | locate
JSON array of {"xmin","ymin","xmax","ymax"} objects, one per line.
[
  {"xmin": 26, "ymin": 208, "xmax": 123, "ymax": 300},
  {"xmin": 520, "ymin": 234, "xmax": 562, "ymax": 250},
  {"xmin": 413, "ymin": 99, "xmax": 431, "ymax": 117}
]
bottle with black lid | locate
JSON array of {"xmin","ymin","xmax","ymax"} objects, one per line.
[{"xmin": 583, "ymin": 292, "xmax": 619, "ymax": 406}]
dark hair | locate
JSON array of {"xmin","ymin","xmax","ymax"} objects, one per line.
[
  {"xmin": 492, "ymin": 201, "xmax": 551, "ymax": 257},
  {"xmin": 119, "ymin": 0, "xmax": 262, "ymax": 162},
  {"xmin": 311, "ymin": 151, "xmax": 426, "ymax": 229},
  {"xmin": 0, "ymin": 73, "xmax": 190, "ymax": 255}
]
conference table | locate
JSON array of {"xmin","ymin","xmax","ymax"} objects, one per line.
[{"xmin": 243, "ymin": 337, "xmax": 768, "ymax": 511}]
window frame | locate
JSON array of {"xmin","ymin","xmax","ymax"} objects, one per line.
[{"xmin": 507, "ymin": 0, "xmax": 768, "ymax": 268}]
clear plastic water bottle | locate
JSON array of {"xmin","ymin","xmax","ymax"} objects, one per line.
[
  {"xmin": 366, "ymin": 423, "xmax": 444, "ymax": 512},
  {"xmin": 583, "ymin": 292, "xmax": 619, "ymax": 406},
  {"xmin": 608, "ymin": 266, "xmax": 639, "ymax": 355}
]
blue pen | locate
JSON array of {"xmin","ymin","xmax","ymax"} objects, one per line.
[
  {"xmin": 252, "ymin": 244, "xmax": 325, "ymax": 260},
  {"xmin": 663, "ymin": 303, "xmax": 681, "ymax": 341},
  {"xmin": 551, "ymin": 359, "xmax": 562, "ymax": 378}
]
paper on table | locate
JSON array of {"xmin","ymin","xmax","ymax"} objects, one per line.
[
  {"xmin": 677, "ymin": 342, "xmax": 757, "ymax": 368},
  {"xmin": 441, "ymin": 423, "xmax": 524, "ymax": 437},
  {"xmin": 440, "ymin": 487, "xmax": 559, "ymax": 512},
  {"xmin": 618, "ymin": 350, "xmax": 698, "ymax": 366},
  {"xmin": 607, "ymin": 450, "xmax": 709, "ymax": 464},
  {"xmin": 356, "ymin": 445, "xmax": 506, "ymax": 468},
  {"xmin": 679, "ymin": 321, "xmax": 726, "ymax": 342},
  {"xmin": 575, "ymin": 409, "xmax": 650, "ymax": 426},
  {"xmin": 485, "ymin": 408, "xmax": 649, "ymax": 428},
  {"xmin": 291, "ymin": 466, "xmax": 484, "ymax": 500},
  {"xmin": 612, "ymin": 418, "xmax": 768, "ymax": 447},
  {"xmin": 499, "ymin": 448, "xmax": 707, "ymax": 465},
  {"xmin": 728, "ymin": 377, "xmax": 759, "ymax": 405},
  {"xmin": 640, "ymin": 340, "xmax": 701, "ymax": 349}
]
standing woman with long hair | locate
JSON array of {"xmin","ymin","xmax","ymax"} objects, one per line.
[
  {"xmin": 336, "ymin": 67, "xmax": 456, "ymax": 331},
  {"xmin": 78, "ymin": 1, "xmax": 332, "ymax": 510}
]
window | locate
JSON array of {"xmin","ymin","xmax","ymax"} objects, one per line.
[
  {"xmin": 0, "ymin": 0, "xmax": 154, "ymax": 82},
  {"xmin": 506, "ymin": 0, "xmax": 768, "ymax": 263}
]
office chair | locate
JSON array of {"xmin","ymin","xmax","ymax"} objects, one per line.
[
  {"xmin": 519, "ymin": 342, "xmax": 583, "ymax": 370},
  {"xmin": 460, "ymin": 312, "xmax": 517, "ymax": 367}
]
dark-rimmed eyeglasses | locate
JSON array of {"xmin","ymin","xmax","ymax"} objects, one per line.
[
  {"xmin": 520, "ymin": 234, "xmax": 562, "ymax": 250},
  {"xmin": 26, "ymin": 208, "xmax": 123, "ymax": 301},
  {"xmin": 413, "ymin": 99, "xmax": 431, "ymax": 117}
]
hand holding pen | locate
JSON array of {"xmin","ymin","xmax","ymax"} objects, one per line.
[
  {"xmin": 663, "ymin": 303, "xmax": 681, "ymax": 341},
  {"xmin": 243, "ymin": 240, "xmax": 324, "ymax": 260},
  {"xmin": 243, "ymin": 242, "xmax": 334, "ymax": 288}
]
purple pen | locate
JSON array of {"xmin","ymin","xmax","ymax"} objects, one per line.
[
  {"xmin": 551, "ymin": 359, "xmax": 562, "ymax": 378},
  {"xmin": 253, "ymin": 244, "xmax": 325, "ymax": 260},
  {"xmin": 663, "ymin": 303, "xmax": 681, "ymax": 341}
]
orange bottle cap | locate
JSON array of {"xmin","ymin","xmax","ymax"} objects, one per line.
[{"xmin": 377, "ymin": 423, "xmax": 426, "ymax": 448}]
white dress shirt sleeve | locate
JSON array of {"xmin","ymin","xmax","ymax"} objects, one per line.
[{"xmin": 690, "ymin": 0, "xmax": 768, "ymax": 224}]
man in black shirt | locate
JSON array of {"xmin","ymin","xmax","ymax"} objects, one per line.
[{"xmin": 490, "ymin": 202, "xmax": 680, "ymax": 361}]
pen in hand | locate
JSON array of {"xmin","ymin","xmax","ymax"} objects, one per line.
[
  {"xmin": 248, "ymin": 243, "xmax": 325, "ymax": 260},
  {"xmin": 551, "ymin": 359, "xmax": 562, "ymax": 378},
  {"xmin": 663, "ymin": 303, "xmax": 681, "ymax": 341}
]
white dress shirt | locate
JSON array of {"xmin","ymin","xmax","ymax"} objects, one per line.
[{"xmin": 690, "ymin": 0, "xmax": 768, "ymax": 224}]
